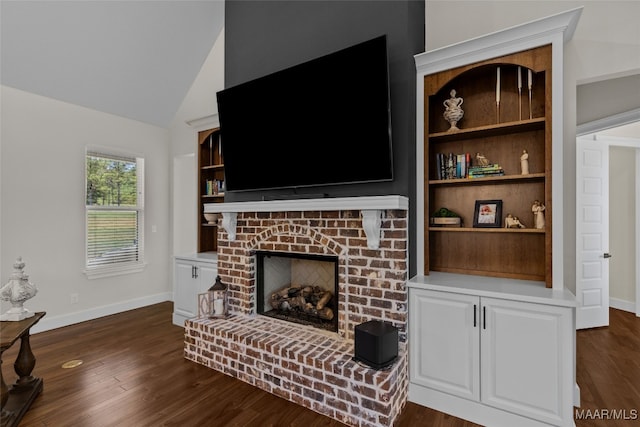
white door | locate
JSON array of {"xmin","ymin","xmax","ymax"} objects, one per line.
[
  {"xmin": 576, "ymin": 137, "xmax": 610, "ymax": 329},
  {"xmin": 481, "ymin": 297, "xmax": 573, "ymax": 426},
  {"xmin": 409, "ymin": 288, "xmax": 480, "ymax": 401}
]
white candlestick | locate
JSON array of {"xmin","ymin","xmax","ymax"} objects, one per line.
[
  {"xmin": 528, "ymin": 69, "xmax": 533, "ymax": 89},
  {"xmin": 518, "ymin": 66, "xmax": 522, "ymax": 90},
  {"xmin": 496, "ymin": 67, "xmax": 501, "ymax": 103}
]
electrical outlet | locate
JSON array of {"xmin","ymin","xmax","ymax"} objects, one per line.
[{"xmin": 70, "ymin": 293, "xmax": 79, "ymax": 304}]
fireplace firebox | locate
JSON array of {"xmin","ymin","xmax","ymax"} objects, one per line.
[{"xmin": 256, "ymin": 251, "xmax": 339, "ymax": 333}]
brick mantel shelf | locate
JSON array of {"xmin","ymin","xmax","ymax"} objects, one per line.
[{"xmin": 204, "ymin": 195, "xmax": 409, "ymax": 249}]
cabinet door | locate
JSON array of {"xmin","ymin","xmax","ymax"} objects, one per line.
[
  {"xmin": 174, "ymin": 261, "xmax": 197, "ymax": 319},
  {"xmin": 481, "ymin": 297, "xmax": 572, "ymax": 426},
  {"xmin": 409, "ymin": 288, "xmax": 480, "ymax": 401}
]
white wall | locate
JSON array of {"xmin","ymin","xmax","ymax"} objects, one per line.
[
  {"xmin": 426, "ymin": 1, "xmax": 639, "ymax": 83},
  {"xmin": 609, "ymin": 146, "xmax": 636, "ymax": 306},
  {"xmin": 425, "ymin": 1, "xmax": 640, "ymax": 294},
  {"xmin": 0, "ymin": 86, "xmax": 171, "ymax": 332}
]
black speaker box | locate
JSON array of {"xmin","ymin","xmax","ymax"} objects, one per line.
[{"xmin": 353, "ymin": 320, "xmax": 398, "ymax": 369}]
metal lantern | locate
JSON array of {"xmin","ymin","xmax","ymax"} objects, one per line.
[{"xmin": 208, "ymin": 275, "xmax": 228, "ymax": 318}]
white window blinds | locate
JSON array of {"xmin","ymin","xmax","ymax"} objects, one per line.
[{"xmin": 85, "ymin": 150, "xmax": 144, "ymax": 277}]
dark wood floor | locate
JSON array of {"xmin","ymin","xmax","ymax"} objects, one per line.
[{"xmin": 2, "ymin": 303, "xmax": 638, "ymax": 427}]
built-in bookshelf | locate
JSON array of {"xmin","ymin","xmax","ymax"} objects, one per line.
[
  {"xmin": 422, "ymin": 44, "xmax": 553, "ymax": 286},
  {"xmin": 197, "ymin": 127, "xmax": 224, "ymax": 253}
]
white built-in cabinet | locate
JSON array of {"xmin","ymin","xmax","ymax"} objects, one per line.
[
  {"xmin": 172, "ymin": 253, "xmax": 217, "ymax": 327},
  {"xmin": 409, "ymin": 285, "xmax": 575, "ymax": 427},
  {"xmin": 409, "ymin": 8, "xmax": 583, "ymax": 427}
]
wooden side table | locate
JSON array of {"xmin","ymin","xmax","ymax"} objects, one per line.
[{"xmin": 1, "ymin": 312, "xmax": 45, "ymax": 427}]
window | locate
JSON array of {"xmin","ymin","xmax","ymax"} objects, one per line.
[{"xmin": 85, "ymin": 150, "xmax": 144, "ymax": 278}]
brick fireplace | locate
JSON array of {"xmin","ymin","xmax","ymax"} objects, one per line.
[{"xmin": 185, "ymin": 196, "xmax": 409, "ymax": 426}]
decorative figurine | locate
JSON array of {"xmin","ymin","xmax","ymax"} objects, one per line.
[
  {"xmin": 443, "ymin": 89, "xmax": 464, "ymax": 132},
  {"xmin": 475, "ymin": 152, "xmax": 490, "ymax": 167},
  {"xmin": 505, "ymin": 214, "xmax": 526, "ymax": 228},
  {"xmin": 532, "ymin": 200, "xmax": 546, "ymax": 229},
  {"xmin": 520, "ymin": 149, "xmax": 529, "ymax": 175},
  {"xmin": 0, "ymin": 257, "xmax": 38, "ymax": 321}
]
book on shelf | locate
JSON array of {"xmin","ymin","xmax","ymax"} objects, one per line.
[
  {"xmin": 205, "ymin": 179, "xmax": 225, "ymax": 195},
  {"xmin": 435, "ymin": 152, "xmax": 471, "ymax": 180},
  {"xmin": 468, "ymin": 163, "xmax": 505, "ymax": 178}
]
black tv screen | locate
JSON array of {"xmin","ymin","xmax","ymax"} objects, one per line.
[{"xmin": 216, "ymin": 35, "xmax": 393, "ymax": 193}]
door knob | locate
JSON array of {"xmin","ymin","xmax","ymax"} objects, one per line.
[{"xmin": 603, "ymin": 253, "xmax": 612, "ymax": 258}]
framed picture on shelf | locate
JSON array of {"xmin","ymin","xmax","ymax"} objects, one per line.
[{"xmin": 473, "ymin": 200, "xmax": 503, "ymax": 228}]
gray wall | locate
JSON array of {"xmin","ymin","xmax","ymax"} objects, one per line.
[
  {"xmin": 577, "ymin": 74, "xmax": 640, "ymax": 125},
  {"xmin": 223, "ymin": 0, "xmax": 424, "ymax": 275}
]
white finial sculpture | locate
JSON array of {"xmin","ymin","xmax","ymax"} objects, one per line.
[
  {"xmin": 0, "ymin": 257, "xmax": 38, "ymax": 321},
  {"xmin": 443, "ymin": 89, "xmax": 464, "ymax": 131}
]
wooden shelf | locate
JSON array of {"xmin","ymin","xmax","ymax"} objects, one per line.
[
  {"xmin": 202, "ymin": 193, "xmax": 225, "ymax": 199},
  {"xmin": 428, "ymin": 117, "xmax": 545, "ymax": 142},
  {"xmin": 202, "ymin": 164, "xmax": 224, "ymax": 171},
  {"xmin": 429, "ymin": 172, "xmax": 545, "ymax": 186},
  {"xmin": 429, "ymin": 227, "xmax": 544, "ymax": 233}
]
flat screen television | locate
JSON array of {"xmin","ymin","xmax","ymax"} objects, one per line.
[{"xmin": 216, "ymin": 35, "xmax": 393, "ymax": 193}]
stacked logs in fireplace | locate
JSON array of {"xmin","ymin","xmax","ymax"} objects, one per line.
[{"xmin": 269, "ymin": 285, "xmax": 334, "ymax": 324}]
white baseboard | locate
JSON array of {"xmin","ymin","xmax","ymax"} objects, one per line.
[
  {"xmin": 609, "ymin": 297, "xmax": 636, "ymax": 314},
  {"xmin": 31, "ymin": 292, "xmax": 173, "ymax": 334}
]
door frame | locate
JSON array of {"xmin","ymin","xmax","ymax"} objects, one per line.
[{"xmin": 577, "ymin": 108, "xmax": 640, "ymax": 318}]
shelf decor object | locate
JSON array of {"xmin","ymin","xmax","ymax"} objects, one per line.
[
  {"xmin": 473, "ymin": 200, "xmax": 503, "ymax": 228},
  {"xmin": 496, "ymin": 66, "xmax": 501, "ymax": 123},
  {"xmin": 528, "ymin": 68, "xmax": 534, "ymax": 120},
  {"xmin": 518, "ymin": 66, "xmax": 523, "ymax": 120},
  {"xmin": 443, "ymin": 89, "xmax": 464, "ymax": 131},
  {"xmin": 430, "ymin": 207, "xmax": 462, "ymax": 227}
]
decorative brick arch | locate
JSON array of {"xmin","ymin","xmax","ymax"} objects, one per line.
[{"xmin": 246, "ymin": 221, "xmax": 347, "ymax": 257}]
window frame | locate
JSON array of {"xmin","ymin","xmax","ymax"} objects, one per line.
[{"xmin": 84, "ymin": 148, "xmax": 145, "ymax": 279}]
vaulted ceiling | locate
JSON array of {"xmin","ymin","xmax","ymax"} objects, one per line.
[{"xmin": 1, "ymin": 1, "xmax": 224, "ymax": 128}]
